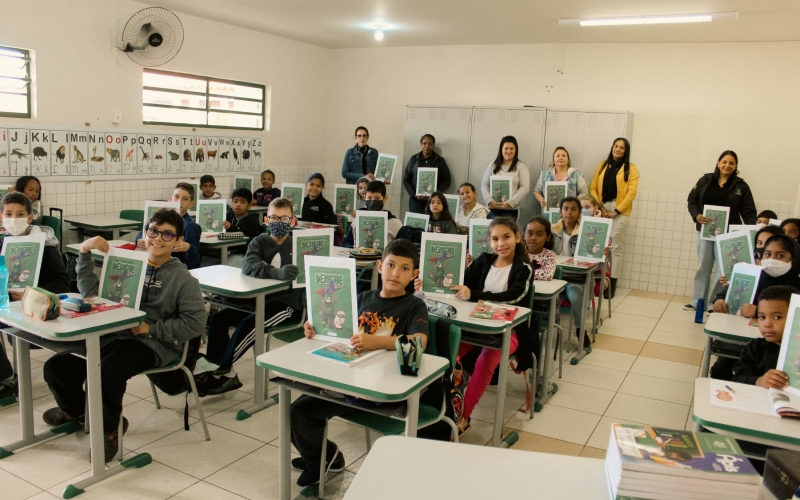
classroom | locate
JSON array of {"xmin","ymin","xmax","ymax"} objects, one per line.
[{"xmin": 0, "ymin": 0, "xmax": 799, "ymax": 499}]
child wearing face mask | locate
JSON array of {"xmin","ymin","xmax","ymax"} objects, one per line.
[
  {"xmin": 578, "ymin": 194, "xmax": 609, "ymax": 219},
  {"xmin": 753, "ymin": 226, "xmax": 784, "ymax": 265},
  {"xmin": 342, "ymin": 180, "xmax": 403, "ymax": 248}
]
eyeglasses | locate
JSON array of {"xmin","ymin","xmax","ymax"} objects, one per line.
[
  {"xmin": 267, "ymin": 216, "xmax": 292, "ymax": 223},
  {"xmin": 356, "ymin": 134, "xmax": 368, "ymax": 138},
  {"xmin": 145, "ymin": 227, "xmax": 176, "ymax": 241}
]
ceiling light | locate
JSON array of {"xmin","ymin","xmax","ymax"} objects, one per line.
[
  {"xmin": 373, "ymin": 26, "xmax": 385, "ymax": 41},
  {"xmin": 559, "ymin": 12, "xmax": 737, "ymax": 27}
]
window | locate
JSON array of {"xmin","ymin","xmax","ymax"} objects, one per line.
[
  {"xmin": 0, "ymin": 46, "xmax": 32, "ymax": 119},
  {"xmin": 142, "ymin": 69, "xmax": 265, "ymax": 131}
]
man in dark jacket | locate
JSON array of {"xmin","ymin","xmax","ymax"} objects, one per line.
[{"xmin": 403, "ymin": 134, "xmax": 451, "ymax": 214}]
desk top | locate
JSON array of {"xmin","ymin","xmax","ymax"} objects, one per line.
[
  {"xmin": 65, "ymin": 216, "xmax": 141, "ymax": 229},
  {"xmin": 65, "ymin": 240, "xmax": 134, "ymax": 257},
  {"xmin": 693, "ymin": 378, "xmax": 800, "ymax": 448},
  {"xmin": 344, "ymin": 436, "xmax": 609, "ymax": 500},
  {"xmin": 256, "ymin": 338, "xmax": 448, "ymax": 402},
  {"xmin": 555, "ymin": 255, "xmax": 601, "ymax": 273},
  {"xmin": 704, "ymin": 313, "xmax": 761, "ymax": 343},
  {"xmin": 433, "ymin": 296, "xmax": 531, "ymax": 335},
  {"xmin": 332, "ymin": 246, "xmax": 378, "ymax": 268},
  {"xmin": 0, "ymin": 302, "xmax": 145, "ymax": 339},
  {"xmin": 198, "ymin": 235, "xmax": 250, "ymax": 248},
  {"xmin": 189, "ymin": 265, "xmax": 289, "ymax": 297},
  {"xmin": 533, "ymin": 279, "xmax": 568, "ymax": 298}
]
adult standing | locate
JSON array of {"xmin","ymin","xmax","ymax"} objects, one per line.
[
  {"xmin": 341, "ymin": 126, "xmax": 379, "ymax": 185},
  {"xmin": 686, "ymin": 150, "xmax": 757, "ymax": 311},
  {"xmin": 534, "ymin": 147, "xmax": 589, "ymax": 208},
  {"xmin": 589, "ymin": 137, "xmax": 639, "ymax": 299},
  {"xmin": 402, "ymin": 134, "xmax": 451, "ymax": 214},
  {"xmin": 480, "ymin": 136, "xmax": 530, "ymax": 220}
]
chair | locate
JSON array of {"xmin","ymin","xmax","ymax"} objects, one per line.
[
  {"xmin": 119, "ymin": 209, "xmax": 144, "ymax": 236},
  {"xmin": 556, "ymin": 266, "xmax": 598, "ymax": 360},
  {"xmin": 41, "ymin": 215, "xmax": 62, "ymax": 249}
]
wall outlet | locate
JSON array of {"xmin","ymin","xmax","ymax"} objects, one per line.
[{"xmin": 113, "ymin": 109, "xmax": 122, "ymax": 124}]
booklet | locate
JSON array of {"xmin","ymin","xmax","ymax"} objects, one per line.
[
  {"xmin": 334, "ymin": 184, "xmax": 356, "ymax": 215},
  {"xmin": 559, "ymin": 258, "xmax": 597, "ymax": 269},
  {"xmin": 195, "ymin": 199, "xmax": 227, "ymax": 234},
  {"xmin": 489, "ymin": 176, "xmax": 513, "ymax": 206},
  {"xmin": 709, "ymin": 379, "xmax": 800, "ymax": 419},
  {"xmin": 574, "ymin": 216, "xmax": 612, "ymax": 263},
  {"xmin": 420, "ymin": 233, "xmax": 467, "ymax": 298},
  {"xmin": 468, "ymin": 219, "xmax": 492, "ymax": 259},
  {"xmin": 98, "ymin": 248, "xmax": 149, "ymax": 309},
  {"xmin": 375, "ymin": 153, "xmax": 398, "ymax": 183},
  {"xmin": 545, "ymin": 210, "xmax": 562, "ymax": 225},
  {"xmin": 308, "ymin": 342, "xmax": 383, "ymax": 366},
  {"xmin": 404, "ymin": 212, "xmax": 429, "ymax": 230},
  {"xmin": 700, "ymin": 205, "xmax": 730, "ymax": 241},
  {"xmin": 724, "ymin": 263, "xmax": 761, "ymax": 316},
  {"xmin": 178, "ymin": 178, "xmax": 200, "ymax": 212},
  {"xmin": 144, "ymin": 200, "xmax": 180, "ymax": 229},
  {"xmin": 469, "ymin": 300, "xmax": 519, "ymax": 322},
  {"xmin": 769, "ymin": 218, "xmax": 783, "ymax": 227},
  {"xmin": 729, "ymin": 224, "xmax": 763, "ymax": 247},
  {"xmin": 304, "ymin": 255, "xmax": 358, "ymax": 342},
  {"xmin": 354, "ymin": 210, "xmax": 388, "ymax": 251},
  {"xmin": 444, "ymin": 194, "xmax": 459, "ymax": 217},
  {"xmin": 281, "ymin": 182, "xmax": 305, "ymax": 219},
  {"xmin": 777, "ymin": 294, "xmax": 800, "ymax": 397},
  {"xmin": 544, "ymin": 181, "xmax": 568, "ymax": 212},
  {"xmin": 748, "ymin": 317, "xmax": 758, "ymax": 328},
  {"xmin": 291, "ymin": 228, "xmax": 334, "ymax": 288},
  {"xmin": 234, "ymin": 175, "xmax": 254, "ymax": 193},
  {"xmin": 715, "ymin": 230, "xmax": 754, "ymax": 278},
  {"xmin": 1, "ymin": 232, "xmax": 47, "ymax": 290},
  {"xmin": 60, "ymin": 296, "xmax": 124, "ymax": 318},
  {"xmin": 416, "ymin": 167, "xmax": 438, "ymax": 197}
]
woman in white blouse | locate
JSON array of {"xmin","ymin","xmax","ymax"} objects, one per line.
[
  {"xmin": 480, "ymin": 136, "xmax": 530, "ymax": 220},
  {"xmin": 455, "ymin": 182, "xmax": 489, "ymax": 227}
]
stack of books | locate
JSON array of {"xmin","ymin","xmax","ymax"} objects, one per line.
[{"xmin": 605, "ymin": 423, "xmax": 760, "ymax": 500}]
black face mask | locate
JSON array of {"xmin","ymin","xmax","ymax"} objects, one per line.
[
  {"xmin": 362, "ymin": 200, "xmax": 384, "ymax": 212},
  {"xmin": 755, "ymin": 247, "xmax": 765, "ymax": 259}
]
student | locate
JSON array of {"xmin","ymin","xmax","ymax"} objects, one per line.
[
  {"xmin": 42, "ymin": 209, "xmax": 206, "ymax": 463},
  {"xmin": 780, "ymin": 218, "xmax": 800, "ymax": 241},
  {"xmin": 199, "ymin": 174, "xmax": 221, "ymax": 200},
  {"xmin": 0, "ymin": 192, "xmax": 70, "ymax": 399},
  {"xmin": 301, "ymin": 173, "xmax": 337, "ymax": 225},
  {"xmin": 291, "ymin": 239, "xmax": 428, "ymax": 486},
  {"xmin": 202, "ymin": 198, "xmax": 304, "ymax": 394},
  {"xmin": 552, "ymin": 197, "xmax": 581, "ymax": 256},
  {"xmin": 754, "ymin": 226, "xmax": 784, "ymax": 265},
  {"xmin": 426, "ymin": 192, "xmax": 458, "ymax": 234},
  {"xmin": 757, "ymin": 210, "xmax": 778, "ymax": 226},
  {"xmin": 731, "ymin": 285, "xmax": 798, "ymax": 387},
  {"xmin": 342, "ymin": 180, "xmax": 402, "ymax": 248},
  {"xmin": 8, "ymin": 176, "xmax": 43, "ymax": 225},
  {"xmin": 579, "ymin": 194, "xmax": 609, "ymax": 219},
  {"xmin": 351, "ymin": 176, "xmax": 370, "ymax": 217},
  {"xmin": 524, "ymin": 216, "xmax": 556, "ymax": 281},
  {"xmin": 253, "ymin": 170, "xmax": 281, "ymax": 207},
  {"xmin": 454, "ymin": 183, "xmax": 489, "ymax": 227},
  {"xmin": 224, "ymin": 188, "xmax": 261, "ymax": 239},
  {"xmin": 137, "ymin": 183, "xmax": 201, "ymax": 269}
]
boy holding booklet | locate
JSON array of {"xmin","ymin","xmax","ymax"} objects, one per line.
[
  {"xmin": 291, "ymin": 239, "xmax": 428, "ymax": 487},
  {"xmin": 731, "ymin": 285, "xmax": 797, "ymax": 388}
]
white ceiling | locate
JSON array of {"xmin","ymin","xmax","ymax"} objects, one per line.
[{"xmin": 141, "ymin": 0, "xmax": 800, "ymax": 49}]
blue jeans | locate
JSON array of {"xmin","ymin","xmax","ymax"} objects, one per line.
[
  {"xmin": 691, "ymin": 233, "xmax": 721, "ymax": 308},
  {"xmin": 565, "ymin": 283, "xmax": 584, "ymax": 329}
]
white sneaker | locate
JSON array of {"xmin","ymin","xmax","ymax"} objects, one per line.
[{"xmin": 683, "ymin": 304, "xmax": 695, "ymax": 311}]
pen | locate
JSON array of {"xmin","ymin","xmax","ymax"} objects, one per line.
[{"xmin": 725, "ymin": 385, "xmax": 736, "ymax": 393}]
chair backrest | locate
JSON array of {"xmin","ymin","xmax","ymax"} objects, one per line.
[
  {"xmin": 554, "ymin": 266, "xmax": 563, "ymax": 280},
  {"xmin": 41, "ymin": 215, "xmax": 62, "ymax": 242},
  {"xmin": 120, "ymin": 209, "xmax": 144, "ymax": 231},
  {"xmin": 527, "ymin": 280, "xmax": 535, "ymax": 327},
  {"xmin": 426, "ymin": 316, "xmax": 461, "ymax": 369}
]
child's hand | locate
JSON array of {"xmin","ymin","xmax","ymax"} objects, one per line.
[
  {"xmin": 80, "ymin": 236, "xmax": 109, "ymax": 254},
  {"xmin": 9, "ymin": 291, "xmax": 23, "ymax": 301},
  {"xmin": 136, "ymin": 239, "xmax": 147, "ymax": 250},
  {"xmin": 465, "ymin": 253, "xmax": 473, "ymax": 266},
  {"xmin": 451, "ymin": 285, "xmax": 471, "ymax": 300},
  {"xmin": 172, "ymin": 241, "xmax": 190, "ymax": 253},
  {"xmin": 603, "ymin": 246, "xmax": 611, "ymax": 258},
  {"xmin": 303, "ymin": 321, "xmax": 316, "ymax": 339},
  {"xmin": 414, "ymin": 277, "xmax": 422, "ymax": 293},
  {"xmin": 351, "ymin": 333, "xmax": 380, "ymax": 351},
  {"xmin": 223, "ymin": 221, "xmax": 231, "ymax": 229},
  {"xmin": 712, "ymin": 299, "xmax": 729, "ymax": 314},
  {"xmin": 719, "ymin": 276, "xmax": 729, "ymax": 287},
  {"xmin": 756, "ymin": 369, "xmax": 789, "ymax": 389},
  {"xmin": 539, "ymin": 199, "xmax": 547, "ymax": 208},
  {"xmin": 130, "ymin": 322, "xmax": 150, "ymax": 336},
  {"xmin": 696, "ymin": 215, "xmax": 710, "ymax": 224},
  {"xmin": 276, "ymin": 265, "xmax": 298, "ymax": 281},
  {"xmin": 739, "ymin": 304, "xmax": 757, "ymax": 318}
]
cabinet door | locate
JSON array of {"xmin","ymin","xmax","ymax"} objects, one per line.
[
  {"xmin": 582, "ymin": 112, "xmax": 629, "ymax": 183},
  {"xmin": 543, "ymin": 110, "xmax": 586, "ymax": 184}
]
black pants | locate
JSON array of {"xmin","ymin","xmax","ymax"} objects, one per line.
[
  {"xmin": 0, "ymin": 347, "xmax": 12, "ymax": 380},
  {"xmin": 43, "ymin": 339, "xmax": 157, "ymax": 433},
  {"xmin": 290, "ymin": 394, "xmax": 355, "ymax": 471}
]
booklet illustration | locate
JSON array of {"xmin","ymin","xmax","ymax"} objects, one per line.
[
  {"xmin": 416, "ymin": 167, "xmax": 438, "ymax": 197},
  {"xmin": 98, "ymin": 248, "xmax": 149, "ymax": 310},
  {"xmin": 404, "ymin": 212, "xmax": 429, "ymax": 230},
  {"xmin": 715, "ymin": 230, "xmax": 754, "ymax": 278},
  {"xmin": 334, "ymin": 184, "xmax": 356, "ymax": 215},
  {"xmin": 420, "ymin": 233, "xmax": 467, "ymax": 298},
  {"xmin": 729, "ymin": 224, "xmax": 763, "ymax": 247},
  {"xmin": 544, "ymin": 181, "xmax": 568, "ymax": 212},
  {"xmin": 469, "ymin": 300, "xmax": 519, "ymax": 322},
  {"xmin": 574, "ymin": 216, "xmax": 612, "ymax": 262},
  {"xmin": 724, "ymin": 263, "xmax": 762, "ymax": 316},
  {"xmin": 144, "ymin": 201, "xmax": 180, "ymax": 229},
  {"xmin": 178, "ymin": 178, "xmax": 200, "ymax": 212},
  {"xmin": 559, "ymin": 258, "xmax": 596, "ymax": 269},
  {"xmin": 375, "ymin": 154, "xmax": 398, "ymax": 183},
  {"xmin": 489, "ymin": 176, "xmax": 513, "ymax": 205},
  {"xmin": 354, "ymin": 210, "xmax": 388, "ymax": 251},
  {"xmin": 308, "ymin": 342, "xmax": 382, "ymax": 366},
  {"xmin": 291, "ymin": 228, "xmax": 334, "ymax": 288},
  {"xmin": 304, "ymin": 255, "xmax": 358, "ymax": 341},
  {"xmin": 234, "ymin": 175, "xmax": 254, "ymax": 192},
  {"xmin": 468, "ymin": 219, "xmax": 492, "ymax": 259},
  {"xmin": 700, "ymin": 205, "xmax": 730, "ymax": 241},
  {"xmin": 1, "ymin": 232, "xmax": 47, "ymax": 290},
  {"xmin": 195, "ymin": 200, "xmax": 227, "ymax": 234},
  {"xmin": 444, "ymin": 194, "xmax": 459, "ymax": 217},
  {"xmin": 281, "ymin": 182, "xmax": 305, "ymax": 219},
  {"xmin": 710, "ymin": 379, "xmax": 800, "ymax": 419}
]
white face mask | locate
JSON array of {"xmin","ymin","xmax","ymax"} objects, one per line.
[
  {"xmin": 761, "ymin": 259, "xmax": 792, "ymax": 277},
  {"xmin": 3, "ymin": 217, "xmax": 29, "ymax": 236}
]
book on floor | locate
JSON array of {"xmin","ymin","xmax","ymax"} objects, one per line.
[
  {"xmin": 98, "ymin": 248, "xmax": 149, "ymax": 310},
  {"xmin": 375, "ymin": 153, "xmax": 398, "ymax": 183},
  {"xmin": 777, "ymin": 293, "xmax": 800, "ymax": 397},
  {"xmin": 1, "ymin": 232, "xmax": 46, "ymax": 291},
  {"xmin": 723, "ymin": 263, "xmax": 762, "ymax": 316},
  {"xmin": 469, "ymin": 300, "xmax": 519, "ymax": 322},
  {"xmin": 699, "ymin": 205, "xmax": 730, "ymax": 241},
  {"xmin": 574, "ymin": 216, "xmax": 612, "ymax": 263},
  {"xmin": 420, "ymin": 232, "xmax": 467, "ymax": 298},
  {"xmin": 291, "ymin": 228, "xmax": 334, "ymax": 288}
]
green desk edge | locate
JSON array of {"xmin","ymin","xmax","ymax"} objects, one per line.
[
  {"xmin": 703, "ymin": 327, "xmax": 754, "ymax": 343},
  {"xmin": 448, "ymin": 309, "xmax": 532, "ymax": 335},
  {"xmin": 692, "ymin": 413, "xmax": 800, "ymax": 447}
]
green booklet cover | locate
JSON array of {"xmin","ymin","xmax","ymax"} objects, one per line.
[
  {"xmin": 444, "ymin": 194, "xmax": 459, "ymax": 218},
  {"xmin": 416, "ymin": 167, "xmax": 438, "ymax": 196},
  {"xmin": 724, "ymin": 263, "xmax": 761, "ymax": 316},
  {"xmin": 98, "ymin": 248, "xmax": 149, "ymax": 309},
  {"xmin": 281, "ymin": 182, "xmax": 305, "ymax": 219},
  {"xmin": 355, "ymin": 210, "xmax": 388, "ymax": 251},
  {"xmin": 304, "ymin": 255, "xmax": 358, "ymax": 341},
  {"xmin": 420, "ymin": 233, "xmax": 467, "ymax": 298},
  {"xmin": 574, "ymin": 216, "xmax": 611, "ymax": 262},
  {"xmin": 468, "ymin": 219, "xmax": 492, "ymax": 259},
  {"xmin": 178, "ymin": 179, "xmax": 199, "ymax": 212},
  {"xmin": 195, "ymin": 200, "xmax": 227, "ymax": 233},
  {"xmin": 700, "ymin": 205, "xmax": 730, "ymax": 241},
  {"xmin": 546, "ymin": 210, "xmax": 562, "ymax": 225},
  {"xmin": 234, "ymin": 175, "xmax": 254, "ymax": 192},
  {"xmin": 715, "ymin": 230, "xmax": 754, "ymax": 278},
  {"xmin": 376, "ymin": 153, "xmax": 398, "ymax": 183},
  {"xmin": 292, "ymin": 228, "xmax": 334, "ymax": 288},
  {"xmin": 143, "ymin": 201, "xmax": 180, "ymax": 229},
  {"xmin": 1, "ymin": 232, "xmax": 46, "ymax": 290},
  {"xmin": 544, "ymin": 181, "xmax": 568, "ymax": 212},
  {"xmin": 334, "ymin": 183, "xmax": 356, "ymax": 215},
  {"xmin": 777, "ymin": 294, "xmax": 800, "ymax": 397},
  {"xmin": 489, "ymin": 176, "xmax": 513, "ymax": 205},
  {"xmin": 404, "ymin": 212, "xmax": 429, "ymax": 230},
  {"xmin": 729, "ymin": 224, "xmax": 762, "ymax": 248}
]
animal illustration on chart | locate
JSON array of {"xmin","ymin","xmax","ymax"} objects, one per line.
[
  {"xmin": 72, "ymin": 146, "xmax": 85, "ymax": 163},
  {"xmin": 729, "ymin": 281, "xmax": 750, "ymax": 315},
  {"xmin": 11, "ymin": 148, "xmax": 28, "ymax": 159},
  {"xmin": 583, "ymin": 225, "xmax": 604, "ymax": 256},
  {"xmin": 233, "ymin": 148, "xmax": 239, "ymax": 163},
  {"xmin": 167, "ymin": 151, "xmax": 179, "ymax": 161},
  {"xmin": 220, "ymin": 151, "xmax": 229, "ymax": 159},
  {"xmin": 32, "ymin": 147, "xmax": 47, "ymax": 160},
  {"xmin": 90, "ymin": 147, "xmax": 104, "ymax": 162},
  {"xmin": 140, "ymin": 146, "xmax": 150, "ymax": 161},
  {"xmin": 242, "ymin": 149, "xmax": 250, "ymax": 160},
  {"xmin": 53, "ymin": 146, "xmax": 66, "ymax": 163},
  {"xmin": 207, "ymin": 150, "xmax": 217, "ymax": 159},
  {"xmin": 195, "ymin": 148, "xmax": 204, "ymax": 163},
  {"xmin": 253, "ymin": 150, "xmax": 261, "ymax": 158},
  {"xmin": 723, "ymin": 241, "xmax": 745, "ymax": 274},
  {"xmin": 107, "ymin": 148, "xmax": 120, "ymax": 162},
  {"xmin": 0, "ymin": 152, "xmax": 6, "ymax": 158},
  {"xmin": 125, "ymin": 149, "xmax": 134, "ymax": 162},
  {"xmin": 183, "ymin": 149, "xmax": 191, "ymax": 161}
]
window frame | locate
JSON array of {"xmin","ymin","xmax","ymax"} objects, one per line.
[
  {"xmin": 142, "ymin": 68, "xmax": 266, "ymax": 131},
  {"xmin": 0, "ymin": 45, "xmax": 32, "ymax": 119}
]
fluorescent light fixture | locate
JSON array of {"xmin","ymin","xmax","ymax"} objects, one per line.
[
  {"xmin": 560, "ymin": 12, "xmax": 737, "ymax": 27},
  {"xmin": 374, "ymin": 27, "xmax": 384, "ymax": 41}
]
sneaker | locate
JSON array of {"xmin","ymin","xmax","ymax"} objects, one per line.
[
  {"xmin": 296, "ymin": 447, "xmax": 346, "ymax": 487},
  {"xmin": 90, "ymin": 417, "xmax": 129, "ymax": 464},
  {"xmin": 43, "ymin": 407, "xmax": 83, "ymax": 426},
  {"xmin": 683, "ymin": 304, "xmax": 695, "ymax": 311},
  {"xmin": 291, "ymin": 451, "xmax": 346, "ymax": 474},
  {"xmin": 206, "ymin": 374, "xmax": 244, "ymax": 395},
  {"xmin": 0, "ymin": 380, "xmax": 17, "ymax": 400}
]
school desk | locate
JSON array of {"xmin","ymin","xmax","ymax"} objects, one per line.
[
  {"xmin": 198, "ymin": 234, "xmax": 249, "ymax": 265},
  {"xmin": 701, "ymin": 313, "xmax": 761, "ymax": 378},
  {"xmin": 64, "ymin": 216, "xmax": 141, "ymax": 241}
]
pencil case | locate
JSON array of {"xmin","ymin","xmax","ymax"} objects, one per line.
[
  {"xmin": 218, "ymin": 231, "xmax": 244, "ymax": 240},
  {"xmin": 396, "ymin": 334, "xmax": 424, "ymax": 376},
  {"xmin": 21, "ymin": 287, "xmax": 61, "ymax": 321}
]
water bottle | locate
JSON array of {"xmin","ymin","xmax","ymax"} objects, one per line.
[
  {"xmin": 694, "ymin": 298, "xmax": 705, "ymax": 324},
  {"xmin": 0, "ymin": 256, "xmax": 8, "ymax": 309}
]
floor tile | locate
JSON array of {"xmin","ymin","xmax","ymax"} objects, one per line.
[
  {"xmin": 504, "ymin": 429, "xmax": 583, "ymax": 456},
  {"xmin": 649, "ymin": 330, "xmax": 707, "ymax": 351},
  {"xmin": 580, "ymin": 446, "xmax": 608, "ymax": 459},
  {"xmin": 469, "ymin": 390, "xmax": 525, "ymax": 426},
  {"xmin": 205, "ymin": 398, "xmax": 281, "ymax": 444},
  {"xmin": 591, "ymin": 334, "xmax": 644, "ymax": 356},
  {"xmin": 25, "ymin": 493, "xmax": 60, "ymax": 500},
  {"xmin": 613, "ymin": 303, "xmax": 666, "ymax": 319},
  {"xmin": 640, "ymin": 342, "xmax": 703, "ymax": 366},
  {"xmin": 506, "ymin": 404, "xmax": 601, "ymax": 445},
  {"xmin": 618, "ymin": 373, "xmax": 694, "ymax": 406},
  {"xmin": 598, "ymin": 312, "xmax": 659, "ymax": 330},
  {"xmin": 658, "ymin": 309, "xmax": 702, "ymax": 325},
  {"xmin": 144, "ymin": 388, "xmax": 251, "ymax": 418},
  {"xmin": 586, "ymin": 416, "xmax": 645, "ymax": 450},
  {"xmin": 0, "ymin": 466, "xmax": 42, "ymax": 500},
  {"xmin": 629, "ymin": 357, "xmax": 699, "ymax": 384},
  {"xmin": 0, "ymin": 429, "xmax": 92, "ymax": 490},
  {"xmin": 670, "ymin": 295, "xmax": 692, "ymax": 304},
  {"xmin": 653, "ymin": 318, "xmax": 706, "ymax": 336},
  {"xmin": 545, "ymin": 380, "xmax": 615, "ymax": 415},
  {"xmin": 605, "ymin": 393, "xmax": 689, "ymax": 429},
  {"xmin": 618, "ymin": 296, "xmax": 670, "ymax": 309},
  {"xmin": 169, "ymin": 481, "xmax": 248, "ymax": 500},
  {"xmin": 458, "ymin": 417, "xmax": 495, "ymax": 446},
  {"xmin": 628, "ymin": 290, "xmax": 673, "ymax": 301},
  {"xmin": 570, "ymin": 348, "xmax": 637, "ymax": 372},
  {"xmin": 598, "ymin": 323, "xmax": 652, "ymax": 341},
  {"xmin": 556, "ymin": 361, "xmax": 628, "ymax": 392},
  {"xmin": 120, "ymin": 399, "xmax": 198, "ymax": 451}
]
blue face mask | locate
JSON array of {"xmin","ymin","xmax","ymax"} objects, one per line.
[
  {"xmin": 268, "ymin": 221, "xmax": 291, "ymax": 238},
  {"xmin": 581, "ymin": 208, "xmax": 594, "ymax": 217}
]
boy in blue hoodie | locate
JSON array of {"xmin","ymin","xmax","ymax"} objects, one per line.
[{"xmin": 43, "ymin": 208, "xmax": 207, "ymax": 463}]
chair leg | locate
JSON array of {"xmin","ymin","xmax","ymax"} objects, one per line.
[
  {"xmin": 149, "ymin": 378, "xmax": 161, "ymax": 409},
  {"xmin": 529, "ymin": 354, "xmax": 537, "ymax": 420},
  {"xmin": 364, "ymin": 428, "xmax": 371, "ymax": 453},
  {"xmin": 182, "ymin": 366, "xmax": 210, "ymax": 441},
  {"xmin": 117, "ymin": 411, "xmax": 124, "ymax": 461},
  {"xmin": 442, "ymin": 416, "xmax": 459, "ymax": 443},
  {"xmin": 319, "ymin": 421, "xmax": 329, "ymax": 499}
]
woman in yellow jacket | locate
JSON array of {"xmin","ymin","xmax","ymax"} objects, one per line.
[{"xmin": 589, "ymin": 138, "xmax": 639, "ymax": 299}]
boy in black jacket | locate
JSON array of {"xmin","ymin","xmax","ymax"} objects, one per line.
[
  {"xmin": 731, "ymin": 285, "xmax": 796, "ymax": 387},
  {"xmin": 225, "ymin": 187, "xmax": 262, "ymax": 239}
]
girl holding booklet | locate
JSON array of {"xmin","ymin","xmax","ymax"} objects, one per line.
[
  {"xmin": 426, "ymin": 192, "xmax": 459, "ymax": 234},
  {"xmin": 480, "ymin": 136, "xmax": 530, "ymax": 220}
]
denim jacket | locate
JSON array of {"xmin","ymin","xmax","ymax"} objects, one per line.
[
  {"xmin": 341, "ymin": 144, "xmax": 379, "ymax": 184},
  {"xmin": 533, "ymin": 167, "xmax": 589, "ymax": 199}
]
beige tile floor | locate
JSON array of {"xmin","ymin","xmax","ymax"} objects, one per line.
[{"xmin": 1, "ymin": 288, "xmax": 706, "ymax": 499}]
